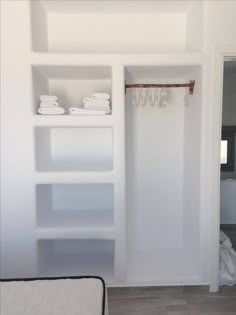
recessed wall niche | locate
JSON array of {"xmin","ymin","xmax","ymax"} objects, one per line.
[
  {"xmin": 36, "ymin": 183, "xmax": 114, "ymax": 228},
  {"xmin": 35, "ymin": 127, "xmax": 113, "ymax": 172},
  {"xmin": 31, "ymin": 1, "xmax": 203, "ymax": 53},
  {"xmin": 37, "ymin": 239, "xmax": 115, "ymax": 279},
  {"xmin": 32, "ymin": 65, "xmax": 112, "ymax": 114}
]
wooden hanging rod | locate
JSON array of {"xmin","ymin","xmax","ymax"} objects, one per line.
[{"xmin": 125, "ymin": 80, "xmax": 195, "ymax": 95}]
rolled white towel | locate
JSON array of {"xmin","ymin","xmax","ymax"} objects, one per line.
[
  {"xmin": 40, "ymin": 95, "xmax": 58, "ymax": 102},
  {"xmin": 84, "ymin": 104, "xmax": 111, "ymax": 111},
  {"xmin": 83, "ymin": 97, "xmax": 110, "ymax": 106},
  {"xmin": 38, "ymin": 107, "xmax": 65, "ymax": 115},
  {"xmin": 69, "ymin": 107, "xmax": 111, "ymax": 115},
  {"xmin": 91, "ymin": 93, "xmax": 110, "ymax": 100},
  {"xmin": 40, "ymin": 101, "xmax": 59, "ymax": 107}
]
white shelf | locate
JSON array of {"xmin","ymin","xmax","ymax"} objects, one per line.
[
  {"xmin": 33, "ymin": 171, "xmax": 115, "ymax": 184},
  {"xmin": 36, "ymin": 226, "xmax": 115, "ymax": 240},
  {"xmin": 37, "ymin": 239, "xmax": 114, "ymax": 281},
  {"xmin": 30, "ymin": 52, "xmax": 207, "ymax": 66},
  {"xmin": 37, "ymin": 210, "xmax": 114, "ymax": 228},
  {"xmin": 32, "ymin": 115, "xmax": 113, "ymax": 127},
  {"xmin": 35, "ymin": 162, "xmax": 113, "ymax": 173}
]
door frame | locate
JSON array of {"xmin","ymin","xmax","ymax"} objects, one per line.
[{"xmin": 209, "ymin": 46, "xmax": 236, "ymax": 292}]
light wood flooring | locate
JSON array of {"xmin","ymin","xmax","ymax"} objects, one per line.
[
  {"xmin": 108, "ymin": 227, "xmax": 236, "ymax": 314},
  {"xmin": 108, "ymin": 285, "xmax": 236, "ymax": 315}
]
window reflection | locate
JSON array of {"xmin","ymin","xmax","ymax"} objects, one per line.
[{"xmin": 221, "ymin": 140, "xmax": 228, "ymax": 164}]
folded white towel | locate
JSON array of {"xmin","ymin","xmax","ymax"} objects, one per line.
[
  {"xmin": 91, "ymin": 93, "xmax": 110, "ymax": 100},
  {"xmin": 38, "ymin": 107, "xmax": 65, "ymax": 115},
  {"xmin": 40, "ymin": 101, "xmax": 59, "ymax": 107},
  {"xmin": 84, "ymin": 104, "xmax": 111, "ymax": 111},
  {"xmin": 40, "ymin": 95, "xmax": 58, "ymax": 102},
  {"xmin": 83, "ymin": 97, "xmax": 110, "ymax": 106},
  {"xmin": 69, "ymin": 107, "xmax": 111, "ymax": 115}
]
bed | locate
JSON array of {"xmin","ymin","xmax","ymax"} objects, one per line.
[{"xmin": 0, "ymin": 276, "xmax": 108, "ymax": 315}]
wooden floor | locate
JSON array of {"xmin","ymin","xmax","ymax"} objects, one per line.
[
  {"xmin": 108, "ymin": 285, "xmax": 236, "ymax": 315},
  {"xmin": 108, "ymin": 228, "xmax": 236, "ymax": 314}
]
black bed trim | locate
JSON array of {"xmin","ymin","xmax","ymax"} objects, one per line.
[{"xmin": 0, "ymin": 275, "xmax": 106, "ymax": 315}]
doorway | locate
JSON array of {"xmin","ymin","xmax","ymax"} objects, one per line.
[
  {"xmin": 210, "ymin": 51, "xmax": 236, "ymax": 292},
  {"xmin": 219, "ymin": 59, "xmax": 236, "ymax": 286}
]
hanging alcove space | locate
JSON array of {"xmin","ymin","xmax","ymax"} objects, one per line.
[{"xmin": 125, "ymin": 65, "xmax": 203, "ymax": 284}]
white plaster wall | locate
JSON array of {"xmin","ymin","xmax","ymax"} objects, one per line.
[
  {"xmin": 204, "ymin": 1, "xmax": 236, "ymax": 51},
  {"xmin": 31, "ymin": 0, "xmax": 48, "ymax": 52},
  {"xmin": 183, "ymin": 68, "xmax": 202, "ymax": 278},
  {"xmin": 126, "ymin": 86, "xmax": 184, "ymax": 251},
  {"xmin": 186, "ymin": 2, "xmax": 203, "ymax": 52},
  {"xmin": 1, "ymin": 1, "xmax": 36, "ymax": 277}
]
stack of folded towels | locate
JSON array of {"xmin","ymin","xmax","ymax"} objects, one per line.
[
  {"xmin": 38, "ymin": 95, "xmax": 65, "ymax": 115},
  {"xmin": 69, "ymin": 93, "xmax": 111, "ymax": 115}
]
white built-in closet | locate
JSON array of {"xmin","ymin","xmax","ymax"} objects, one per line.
[{"xmin": 1, "ymin": 0, "xmax": 206, "ymax": 286}]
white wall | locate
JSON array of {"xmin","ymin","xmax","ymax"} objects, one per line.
[
  {"xmin": 31, "ymin": 0, "xmax": 48, "ymax": 52},
  {"xmin": 1, "ymin": 1, "xmax": 37, "ymax": 277},
  {"xmin": 186, "ymin": 2, "xmax": 203, "ymax": 52},
  {"xmin": 126, "ymin": 85, "xmax": 185, "ymax": 282},
  {"xmin": 183, "ymin": 68, "xmax": 202, "ymax": 277},
  {"xmin": 204, "ymin": 1, "xmax": 236, "ymax": 51}
]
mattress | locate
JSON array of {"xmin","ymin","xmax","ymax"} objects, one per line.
[{"xmin": 0, "ymin": 276, "xmax": 107, "ymax": 315}]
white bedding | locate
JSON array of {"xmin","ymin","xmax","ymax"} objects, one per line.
[
  {"xmin": 1, "ymin": 277, "xmax": 106, "ymax": 315},
  {"xmin": 219, "ymin": 231, "xmax": 236, "ymax": 286}
]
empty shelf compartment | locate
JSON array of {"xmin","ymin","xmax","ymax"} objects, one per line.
[
  {"xmin": 31, "ymin": 1, "xmax": 203, "ymax": 53},
  {"xmin": 37, "ymin": 239, "xmax": 114, "ymax": 280},
  {"xmin": 35, "ymin": 127, "xmax": 113, "ymax": 171},
  {"xmin": 36, "ymin": 183, "xmax": 114, "ymax": 228}
]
